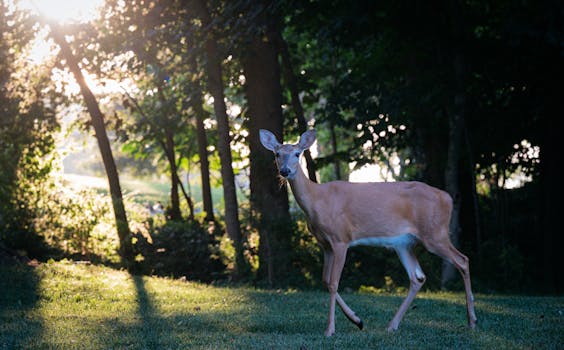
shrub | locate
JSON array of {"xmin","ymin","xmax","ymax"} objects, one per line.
[{"xmin": 132, "ymin": 220, "xmax": 226, "ymax": 282}]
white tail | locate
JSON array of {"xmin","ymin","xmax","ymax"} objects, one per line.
[{"xmin": 260, "ymin": 129, "xmax": 477, "ymax": 336}]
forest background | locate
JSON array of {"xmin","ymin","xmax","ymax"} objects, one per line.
[{"xmin": 1, "ymin": 0, "xmax": 562, "ymax": 294}]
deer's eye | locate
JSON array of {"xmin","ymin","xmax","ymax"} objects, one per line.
[
  {"xmin": 294, "ymin": 152, "xmax": 300, "ymax": 158},
  {"xmin": 275, "ymin": 152, "xmax": 280, "ymax": 158}
]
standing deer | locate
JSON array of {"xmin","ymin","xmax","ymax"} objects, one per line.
[{"xmin": 260, "ymin": 129, "xmax": 477, "ymax": 337}]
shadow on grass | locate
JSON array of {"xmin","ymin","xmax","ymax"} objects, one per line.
[
  {"xmin": 130, "ymin": 275, "xmax": 175, "ymax": 348},
  {"xmin": 133, "ymin": 275, "xmax": 160, "ymax": 347},
  {"xmin": 0, "ymin": 261, "xmax": 43, "ymax": 349}
]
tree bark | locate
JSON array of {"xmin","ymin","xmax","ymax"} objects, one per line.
[
  {"xmin": 194, "ymin": 110, "xmax": 214, "ymax": 222},
  {"xmin": 163, "ymin": 128, "xmax": 182, "ymax": 221},
  {"xmin": 272, "ymin": 30, "xmax": 317, "ymax": 182},
  {"xmin": 242, "ymin": 32, "xmax": 292, "ymax": 285},
  {"xmin": 193, "ymin": 0, "xmax": 245, "ymax": 278},
  {"xmin": 441, "ymin": 0, "xmax": 468, "ymax": 288},
  {"xmin": 177, "ymin": 176, "xmax": 195, "ymax": 221},
  {"xmin": 442, "ymin": 99, "xmax": 463, "ymax": 287},
  {"xmin": 442, "ymin": 52, "xmax": 466, "ymax": 287},
  {"xmin": 50, "ymin": 24, "xmax": 133, "ymax": 267},
  {"xmin": 188, "ymin": 55, "xmax": 215, "ymax": 222}
]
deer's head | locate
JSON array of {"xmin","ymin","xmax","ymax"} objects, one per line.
[{"xmin": 259, "ymin": 129, "xmax": 316, "ymax": 179}]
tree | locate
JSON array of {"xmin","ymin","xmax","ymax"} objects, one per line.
[
  {"xmin": 187, "ymin": 54, "xmax": 215, "ymax": 222},
  {"xmin": 92, "ymin": 0, "xmax": 201, "ymax": 222},
  {"xmin": 48, "ymin": 23, "xmax": 134, "ymax": 267},
  {"xmin": 228, "ymin": 0, "xmax": 292, "ymax": 284},
  {"xmin": 0, "ymin": 3, "xmax": 59, "ymax": 252},
  {"xmin": 192, "ymin": 0, "xmax": 246, "ymax": 278},
  {"xmin": 272, "ymin": 28, "xmax": 317, "ymax": 182}
]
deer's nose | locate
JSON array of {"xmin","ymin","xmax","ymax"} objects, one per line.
[{"xmin": 280, "ymin": 167, "xmax": 290, "ymax": 177}]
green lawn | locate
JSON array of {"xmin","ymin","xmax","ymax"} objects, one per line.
[
  {"xmin": 62, "ymin": 173, "xmax": 226, "ymax": 209},
  {"xmin": 1, "ymin": 261, "xmax": 562, "ymax": 349}
]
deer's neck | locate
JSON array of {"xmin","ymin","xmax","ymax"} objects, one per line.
[{"xmin": 288, "ymin": 165, "xmax": 317, "ymax": 216}]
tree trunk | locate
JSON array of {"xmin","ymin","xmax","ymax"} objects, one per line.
[
  {"xmin": 164, "ymin": 128, "xmax": 182, "ymax": 221},
  {"xmin": 272, "ymin": 29, "xmax": 317, "ymax": 182},
  {"xmin": 195, "ymin": 109, "xmax": 214, "ymax": 222},
  {"xmin": 242, "ymin": 33, "xmax": 292, "ymax": 285},
  {"xmin": 442, "ymin": 53, "xmax": 465, "ymax": 288},
  {"xmin": 464, "ymin": 125, "xmax": 481, "ymax": 255},
  {"xmin": 178, "ymin": 177, "xmax": 195, "ymax": 221},
  {"xmin": 49, "ymin": 24, "xmax": 133, "ymax": 267},
  {"xmin": 193, "ymin": 0, "xmax": 245, "ymax": 278},
  {"xmin": 539, "ymin": 76, "xmax": 561, "ymax": 292},
  {"xmin": 441, "ymin": 0, "xmax": 469, "ymax": 288},
  {"xmin": 188, "ymin": 55, "xmax": 215, "ymax": 222}
]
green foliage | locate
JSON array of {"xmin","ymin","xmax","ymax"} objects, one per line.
[
  {"xmin": 132, "ymin": 220, "xmax": 226, "ymax": 282},
  {"xmin": 0, "ymin": 3, "xmax": 60, "ymax": 255},
  {"xmin": 33, "ymin": 183, "xmax": 118, "ymax": 261}
]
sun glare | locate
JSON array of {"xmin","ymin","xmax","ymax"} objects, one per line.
[{"xmin": 20, "ymin": 0, "xmax": 104, "ymax": 24}]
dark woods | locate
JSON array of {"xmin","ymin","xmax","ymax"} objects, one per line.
[{"xmin": 0, "ymin": 0, "xmax": 562, "ymax": 293}]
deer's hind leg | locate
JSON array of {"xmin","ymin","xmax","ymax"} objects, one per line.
[
  {"xmin": 387, "ymin": 246, "xmax": 426, "ymax": 332},
  {"xmin": 423, "ymin": 236, "xmax": 477, "ymax": 328}
]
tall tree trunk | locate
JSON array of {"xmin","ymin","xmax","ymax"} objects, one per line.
[
  {"xmin": 242, "ymin": 32, "xmax": 292, "ymax": 285},
  {"xmin": 441, "ymin": 0, "xmax": 468, "ymax": 288},
  {"xmin": 188, "ymin": 55, "xmax": 215, "ymax": 222},
  {"xmin": 49, "ymin": 24, "xmax": 133, "ymax": 267},
  {"xmin": 464, "ymin": 125, "xmax": 481, "ymax": 255},
  {"xmin": 272, "ymin": 30, "xmax": 317, "ymax": 182},
  {"xmin": 193, "ymin": 0, "xmax": 245, "ymax": 278},
  {"xmin": 194, "ymin": 108, "xmax": 215, "ymax": 222},
  {"xmin": 177, "ymin": 177, "xmax": 195, "ymax": 221},
  {"xmin": 164, "ymin": 128, "xmax": 182, "ymax": 221},
  {"xmin": 442, "ymin": 95, "xmax": 464, "ymax": 288},
  {"xmin": 539, "ymin": 74, "xmax": 561, "ymax": 292}
]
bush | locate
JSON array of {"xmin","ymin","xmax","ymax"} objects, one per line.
[
  {"xmin": 34, "ymin": 185, "xmax": 115, "ymax": 260},
  {"xmin": 132, "ymin": 220, "xmax": 226, "ymax": 282}
]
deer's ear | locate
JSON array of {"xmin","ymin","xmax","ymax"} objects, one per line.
[
  {"xmin": 259, "ymin": 129, "xmax": 281, "ymax": 151},
  {"xmin": 298, "ymin": 130, "xmax": 316, "ymax": 151}
]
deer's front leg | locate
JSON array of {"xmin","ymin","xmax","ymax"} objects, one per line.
[
  {"xmin": 324, "ymin": 243, "xmax": 348, "ymax": 337},
  {"xmin": 323, "ymin": 250, "xmax": 363, "ymax": 331}
]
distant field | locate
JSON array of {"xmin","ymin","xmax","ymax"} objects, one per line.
[
  {"xmin": 62, "ymin": 173, "xmax": 224, "ymax": 208},
  {"xmin": 1, "ymin": 261, "xmax": 562, "ymax": 349}
]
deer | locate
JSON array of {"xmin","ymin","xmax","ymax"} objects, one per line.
[{"xmin": 259, "ymin": 129, "xmax": 477, "ymax": 337}]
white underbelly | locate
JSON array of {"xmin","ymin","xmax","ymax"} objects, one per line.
[{"xmin": 349, "ymin": 233, "xmax": 418, "ymax": 249}]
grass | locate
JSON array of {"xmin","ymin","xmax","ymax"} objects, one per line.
[
  {"xmin": 1, "ymin": 261, "xmax": 562, "ymax": 350},
  {"xmin": 62, "ymin": 173, "xmax": 226, "ymax": 208}
]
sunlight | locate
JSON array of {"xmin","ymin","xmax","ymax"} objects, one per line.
[
  {"xmin": 349, "ymin": 163, "xmax": 395, "ymax": 183},
  {"xmin": 25, "ymin": 28, "xmax": 55, "ymax": 64},
  {"xmin": 20, "ymin": 0, "xmax": 104, "ymax": 24},
  {"xmin": 50, "ymin": 67, "xmax": 130, "ymax": 97}
]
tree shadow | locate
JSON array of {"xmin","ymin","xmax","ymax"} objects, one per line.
[
  {"xmin": 128, "ymin": 274, "xmax": 191, "ymax": 348},
  {"xmin": 131, "ymin": 275, "xmax": 165, "ymax": 348},
  {"xmin": 0, "ymin": 259, "xmax": 43, "ymax": 348}
]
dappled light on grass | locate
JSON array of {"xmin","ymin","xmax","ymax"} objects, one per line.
[{"xmin": 1, "ymin": 261, "xmax": 562, "ymax": 349}]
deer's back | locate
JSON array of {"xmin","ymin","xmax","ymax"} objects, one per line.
[{"xmin": 310, "ymin": 180, "xmax": 452, "ymax": 243}]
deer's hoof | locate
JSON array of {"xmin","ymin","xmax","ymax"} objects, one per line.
[
  {"xmin": 356, "ymin": 319, "xmax": 364, "ymax": 330},
  {"xmin": 386, "ymin": 322, "xmax": 399, "ymax": 333}
]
